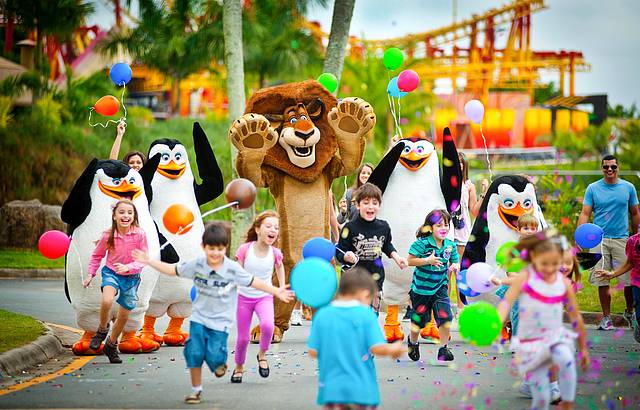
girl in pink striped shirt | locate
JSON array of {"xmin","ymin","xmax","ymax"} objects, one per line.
[{"xmin": 83, "ymin": 199, "xmax": 148, "ymax": 363}]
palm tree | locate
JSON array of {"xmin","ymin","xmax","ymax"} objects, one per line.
[
  {"xmin": 322, "ymin": 0, "xmax": 356, "ymax": 86},
  {"xmin": 99, "ymin": 0, "xmax": 224, "ymax": 115}
]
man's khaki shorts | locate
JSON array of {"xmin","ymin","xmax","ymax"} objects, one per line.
[{"xmin": 588, "ymin": 237, "xmax": 631, "ymax": 287}]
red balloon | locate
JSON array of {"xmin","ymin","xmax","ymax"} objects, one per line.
[
  {"xmin": 38, "ymin": 230, "xmax": 71, "ymax": 259},
  {"xmin": 163, "ymin": 204, "xmax": 195, "ymax": 235},
  {"xmin": 397, "ymin": 70, "xmax": 420, "ymax": 92},
  {"xmin": 224, "ymin": 179, "xmax": 256, "ymax": 209},
  {"xmin": 93, "ymin": 95, "xmax": 120, "ymax": 116}
]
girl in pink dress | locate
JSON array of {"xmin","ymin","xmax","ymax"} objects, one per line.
[{"xmin": 498, "ymin": 232, "xmax": 589, "ymax": 410}]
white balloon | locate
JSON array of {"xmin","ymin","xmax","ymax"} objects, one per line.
[
  {"xmin": 464, "ymin": 99, "xmax": 485, "ymax": 124},
  {"xmin": 466, "ymin": 262, "xmax": 497, "ymax": 293}
]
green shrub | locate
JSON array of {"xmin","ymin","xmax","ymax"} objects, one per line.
[{"xmin": 0, "ymin": 96, "xmax": 12, "ymax": 127}]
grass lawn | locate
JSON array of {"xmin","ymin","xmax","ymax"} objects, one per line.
[
  {"xmin": 0, "ymin": 309, "xmax": 46, "ymax": 354},
  {"xmin": 0, "ymin": 247, "xmax": 65, "ymax": 269}
]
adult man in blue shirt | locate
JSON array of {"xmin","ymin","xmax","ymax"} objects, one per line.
[{"xmin": 578, "ymin": 155, "xmax": 640, "ymax": 330}]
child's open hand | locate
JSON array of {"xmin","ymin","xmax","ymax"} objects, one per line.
[
  {"xmin": 389, "ymin": 341, "xmax": 408, "ymax": 359},
  {"xmin": 394, "ymin": 256, "xmax": 408, "ymax": 269},
  {"xmin": 448, "ymin": 264, "xmax": 459, "ymax": 276},
  {"xmin": 275, "ymin": 285, "xmax": 295, "ymax": 304},
  {"xmin": 113, "ymin": 263, "xmax": 129, "ymax": 274},
  {"xmin": 132, "ymin": 249, "xmax": 150, "ymax": 264},
  {"xmin": 83, "ymin": 275, "xmax": 93, "ymax": 288},
  {"xmin": 595, "ymin": 269, "xmax": 613, "ymax": 279},
  {"xmin": 117, "ymin": 120, "xmax": 126, "ymax": 137},
  {"xmin": 490, "ymin": 275, "xmax": 502, "ymax": 286}
]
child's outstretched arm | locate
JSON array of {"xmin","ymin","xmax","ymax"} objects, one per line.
[
  {"xmin": 275, "ymin": 262, "xmax": 286, "ymax": 289},
  {"xmin": 132, "ymin": 249, "xmax": 177, "ymax": 276},
  {"xmin": 497, "ymin": 272, "xmax": 526, "ymax": 322},
  {"xmin": 408, "ymin": 252, "xmax": 443, "ymax": 268},
  {"xmin": 596, "ymin": 258, "xmax": 632, "ymax": 280},
  {"xmin": 564, "ymin": 277, "xmax": 589, "ymax": 371},
  {"xmin": 251, "ymin": 277, "xmax": 294, "ymax": 303},
  {"xmin": 370, "ymin": 341, "xmax": 407, "ymax": 359},
  {"xmin": 108, "ymin": 121, "xmax": 126, "ymax": 160}
]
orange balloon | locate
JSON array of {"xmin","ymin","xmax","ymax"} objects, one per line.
[
  {"xmin": 163, "ymin": 204, "xmax": 194, "ymax": 235},
  {"xmin": 93, "ymin": 95, "xmax": 120, "ymax": 116}
]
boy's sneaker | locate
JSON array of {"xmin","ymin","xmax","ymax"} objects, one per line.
[
  {"xmin": 103, "ymin": 339, "xmax": 122, "ymax": 364},
  {"xmin": 437, "ymin": 345, "xmax": 454, "ymax": 361},
  {"xmin": 407, "ymin": 336, "xmax": 420, "ymax": 361},
  {"xmin": 597, "ymin": 316, "xmax": 614, "ymax": 331},
  {"xmin": 518, "ymin": 380, "xmax": 532, "ymax": 398},
  {"xmin": 89, "ymin": 324, "xmax": 109, "ymax": 351},
  {"xmin": 623, "ymin": 311, "xmax": 635, "ymax": 328},
  {"xmin": 633, "ymin": 316, "xmax": 640, "ymax": 343},
  {"xmin": 185, "ymin": 391, "xmax": 202, "ymax": 404},
  {"xmin": 550, "ymin": 381, "xmax": 561, "ymax": 404},
  {"xmin": 290, "ymin": 309, "xmax": 302, "ymax": 326}
]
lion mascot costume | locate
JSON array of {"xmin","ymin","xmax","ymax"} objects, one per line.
[{"xmin": 228, "ymin": 80, "xmax": 376, "ymax": 342}]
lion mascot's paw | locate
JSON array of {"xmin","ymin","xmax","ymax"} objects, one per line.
[
  {"xmin": 72, "ymin": 331, "xmax": 104, "ymax": 355},
  {"xmin": 230, "ymin": 114, "xmax": 278, "ymax": 154},
  {"xmin": 328, "ymin": 97, "xmax": 376, "ymax": 138},
  {"xmin": 119, "ymin": 331, "xmax": 160, "ymax": 353}
]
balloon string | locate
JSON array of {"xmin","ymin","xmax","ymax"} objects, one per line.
[
  {"xmin": 480, "ymin": 126, "xmax": 493, "ymax": 182},
  {"xmin": 159, "ymin": 201, "xmax": 240, "ymax": 251},
  {"xmin": 119, "ymin": 85, "xmax": 128, "ymax": 121},
  {"xmin": 387, "ymin": 94, "xmax": 401, "ymax": 139},
  {"xmin": 88, "ymin": 109, "xmax": 121, "ymax": 128},
  {"xmin": 397, "ymin": 97, "xmax": 403, "ymax": 138}
]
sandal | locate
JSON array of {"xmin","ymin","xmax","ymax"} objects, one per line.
[
  {"xmin": 230, "ymin": 370, "xmax": 243, "ymax": 383},
  {"xmin": 257, "ymin": 354, "xmax": 269, "ymax": 378},
  {"xmin": 214, "ymin": 363, "xmax": 227, "ymax": 378}
]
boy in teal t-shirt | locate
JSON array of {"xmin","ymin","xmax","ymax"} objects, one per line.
[
  {"xmin": 406, "ymin": 209, "xmax": 460, "ymax": 363},
  {"xmin": 308, "ymin": 267, "xmax": 406, "ymax": 408}
]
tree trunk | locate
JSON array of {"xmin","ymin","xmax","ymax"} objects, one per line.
[
  {"xmin": 171, "ymin": 77, "xmax": 181, "ymax": 117},
  {"xmin": 322, "ymin": 0, "xmax": 356, "ymax": 87},
  {"xmin": 223, "ymin": 0, "xmax": 252, "ymax": 254}
]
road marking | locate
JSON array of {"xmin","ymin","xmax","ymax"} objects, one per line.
[{"xmin": 0, "ymin": 322, "xmax": 94, "ymax": 397}]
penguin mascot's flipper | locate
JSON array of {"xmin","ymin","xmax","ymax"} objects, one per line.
[
  {"xmin": 61, "ymin": 159, "xmax": 99, "ymax": 236},
  {"xmin": 192, "ymin": 122, "xmax": 224, "ymax": 205},
  {"xmin": 139, "ymin": 154, "xmax": 179, "ymax": 264},
  {"xmin": 441, "ymin": 127, "xmax": 463, "ymax": 214},
  {"xmin": 368, "ymin": 141, "xmax": 405, "ymax": 195}
]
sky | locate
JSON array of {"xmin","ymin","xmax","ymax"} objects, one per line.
[{"xmin": 88, "ymin": 0, "xmax": 640, "ymax": 107}]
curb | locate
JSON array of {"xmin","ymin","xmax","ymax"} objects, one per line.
[
  {"xmin": 0, "ymin": 268, "xmax": 64, "ymax": 279},
  {"xmin": 577, "ymin": 311, "xmax": 628, "ymax": 327},
  {"xmin": 0, "ymin": 323, "xmax": 65, "ymax": 378}
]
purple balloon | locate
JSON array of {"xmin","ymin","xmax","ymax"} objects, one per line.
[{"xmin": 466, "ymin": 262, "xmax": 496, "ymax": 293}]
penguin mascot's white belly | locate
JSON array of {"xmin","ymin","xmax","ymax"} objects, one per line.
[
  {"xmin": 373, "ymin": 135, "xmax": 459, "ymax": 306},
  {"xmin": 144, "ymin": 129, "xmax": 225, "ymax": 320},
  {"xmin": 63, "ymin": 161, "xmax": 160, "ymax": 333},
  {"xmin": 463, "ymin": 177, "xmax": 546, "ymax": 305},
  {"xmin": 147, "ymin": 169, "xmax": 202, "ymax": 319}
]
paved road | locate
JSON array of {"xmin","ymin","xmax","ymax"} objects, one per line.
[{"xmin": 1, "ymin": 279, "xmax": 639, "ymax": 409}]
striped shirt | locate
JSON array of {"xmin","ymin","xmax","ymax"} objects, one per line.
[{"xmin": 409, "ymin": 235, "xmax": 459, "ymax": 295}]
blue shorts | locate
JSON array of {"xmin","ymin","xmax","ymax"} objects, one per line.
[
  {"xmin": 409, "ymin": 286, "xmax": 453, "ymax": 327},
  {"xmin": 184, "ymin": 321, "xmax": 228, "ymax": 371},
  {"xmin": 100, "ymin": 266, "xmax": 140, "ymax": 311}
]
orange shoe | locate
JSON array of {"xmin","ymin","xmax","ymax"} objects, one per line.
[
  {"xmin": 119, "ymin": 331, "xmax": 160, "ymax": 353},
  {"xmin": 420, "ymin": 321, "xmax": 440, "ymax": 344},
  {"xmin": 384, "ymin": 324, "xmax": 405, "ymax": 342},
  {"xmin": 163, "ymin": 317, "xmax": 189, "ymax": 346},
  {"xmin": 500, "ymin": 324, "xmax": 512, "ymax": 343},
  {"xmin": 138, "ymin": 315, "xmax": 164, "ymax": 344},
  {"xmin": 72, "ymin": 331, "xmax": 104, "ymax": 355}
]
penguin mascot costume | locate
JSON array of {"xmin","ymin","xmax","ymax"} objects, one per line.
[
  {"xmin": 61, "ymin": 157, "xmax": 162, "ymax": 354},
  {"xmin": 368, "ymin": 127, "xmax": 462, "ymax": 343},
  {"xmin": 139, "ymin": 122, "xmax": 224, "ymax": 346},
  {"xmin": 461, "ymin": 175, "xmax": 546, "ymax": 305}
]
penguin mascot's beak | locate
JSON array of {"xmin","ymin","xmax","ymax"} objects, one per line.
[
  {"xmin": 498, "ymin": 202, "xmax": 532, "ymax": 231},
  {"xmin": 158, "ymin": 160, "xmax": 186, "ymax": 179},
  {"xmin": 98, "ymin": 179, "xmax": 143, "ymax": 201}
]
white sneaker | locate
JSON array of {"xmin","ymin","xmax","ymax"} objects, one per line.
[
  {"xmin": 290, "ymin": 309, "xmax": 302, "ymax": 326},
  {"xmin": 518, "ymin": 380, "xmax": 532, "ymax": 398},
  {"xmin": 550, "ymin": 381, "xmax": 561, "ymax": 403},
  {"xmin": 597, "ymin": 316, "xmax": 614, "ymax": 330},
  {"xmin": 623, "ymin": 311, "xmax": 635, "ymax": 328}
]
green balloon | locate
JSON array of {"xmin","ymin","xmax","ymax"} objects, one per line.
[
  {"xmin": 317, "ymin": 73, "xmax": 338, "ymax": 93},
  {"xmin": 459, "ymin": 302, "xmax": 501, "ymax": 346},
  {"xmin": 495, "ymin": 240, "xmax": 526, "ymax": 273},
  {"xmin": 383, "ymin": 48, "xmax": 404, "ymax": 70}
]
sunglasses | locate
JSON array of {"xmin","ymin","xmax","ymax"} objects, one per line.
[{"xmin": 602, "ymin": 165, "xmax": 618, "ymax": 170}]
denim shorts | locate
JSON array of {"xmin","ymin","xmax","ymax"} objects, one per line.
[
  {"xmin": 100, "ymin": 266, "xmax": 140, "ymax": 311},
  {"xmin": 409, "ymin": 286, "xmax": 453, "ymax": 327},
  {"xmin": 184, "ymin": 321, "xmax": 228, "ymax": 371}
]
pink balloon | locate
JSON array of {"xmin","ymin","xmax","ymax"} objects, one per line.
[
  {"xmin": 464, "ymin": 99, "xmax": 485, "ymax": 124},
  {"xmin": 466, "ymin": 262, "xmax": 497, "ymax": 293},
  {"xmin": 38, "ymin": 230, "xmax": 71, "ymax": 259},
  {"xmin": 397, "ymin": 70, "xmax": 420, "ymax": 92}
]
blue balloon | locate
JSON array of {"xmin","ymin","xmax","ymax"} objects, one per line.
[
  {"xmin": 302, "ymin": 237, "xmax": 335, "ymax": 262},
  {"xmin": 109, "ymin": 62, "xmax": 132, "ymax": 86},
  {"xmin": 574, "ymin": 223, "xmax": 604, "ymax": 249},
  {"xmin": 387, "ymin": 76, "xmax": 408, "ymax": 98},
  {"xmin": 290, "ymin": 257, "xmax": 337, "ymax": 308},
  {"xmin": 456, "ymin": 269, "xmax": 480, "ymax": 297},
  {"xmin": 190, "ymin": 285, "xmax": 197, "ymax": 302}
]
